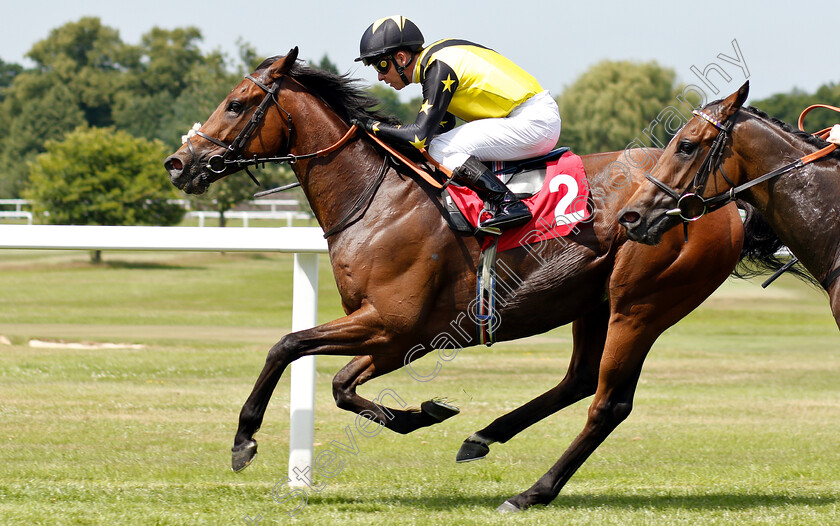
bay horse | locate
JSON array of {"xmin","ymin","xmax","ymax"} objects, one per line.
[
  {"xmin": 619, "ymin": 81, "xmax": 840, "ymax": 330},
  {"xmin": 164, "ymin": 49, "xmax": 779, "ymax": 511}
]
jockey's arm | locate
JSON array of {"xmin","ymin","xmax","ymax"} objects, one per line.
[{"xmin": 370, "ymin": 60, "xmax": 459, "ymax": 150}]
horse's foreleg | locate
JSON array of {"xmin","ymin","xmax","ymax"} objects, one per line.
[
  {"xmin": 332, "ymin": 353, "xmax": 459, "ymax": 435},
  {"xmin": 232, "ymin": 305, "xmax": 391, "ymax": 471},
  {"xmin": 456, "ymin": 301, "xmax": 608, "ymax": 462},
  {"xmin": 499, "ymin": 220, "xmax": 740, "ymax": 511},
  {"xmin": 500, "ymin": 326, "xmax": 653, "ymax": 511}
]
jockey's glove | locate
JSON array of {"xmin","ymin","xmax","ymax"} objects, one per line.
[{"xmin": 351, "ymin": 118, "xmax": 380, "ymax": 134}]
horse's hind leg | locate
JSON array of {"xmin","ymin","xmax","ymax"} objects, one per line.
[
  {"xmin": 332, "ymin": 353, "xmax": 460, "ymax": 435},
  {"xmin": 456, "ymin": 300, "xmax": 608, "ymax": 462}
]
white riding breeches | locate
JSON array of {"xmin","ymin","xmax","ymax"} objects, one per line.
[{"xmin": 427, "ymin": 90, "xmax": 562, "ymax": 170}]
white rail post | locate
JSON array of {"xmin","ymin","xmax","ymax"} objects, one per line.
[
  {"xmin": 0, "ymin": 224, "xmax": 327, "ymax": 486},
  {"xmin": 288, "ymin": 253, "xmax": 318, "ymax": 486}
]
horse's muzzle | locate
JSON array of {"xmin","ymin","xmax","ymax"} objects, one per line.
[{"xmin": 164, "ymin": 153, "xmax": 211, "ymax": 194}]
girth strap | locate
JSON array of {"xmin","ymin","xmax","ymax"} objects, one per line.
[{"xmin": 822, "ymin": 265, "xmax": 840, "ymax": 290}]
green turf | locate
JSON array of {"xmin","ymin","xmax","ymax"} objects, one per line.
[{"xmin": 0, "ymin": 249, "xmax": 837, "ymax": 525}]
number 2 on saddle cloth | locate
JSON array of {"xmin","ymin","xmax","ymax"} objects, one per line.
[{"xmin": 446, "ymin": 150, "xmax": 591, "ymax": 252}]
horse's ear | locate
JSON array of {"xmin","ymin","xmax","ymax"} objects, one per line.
[
  {"xmin": 723, "ymin": 81, "xmax": 750, "ymax": 116},
  {"xmin": 735, "ymin": 80, "xmax": 749, "ymax": 108},
  {"xmin": 267, "ymin": 47, "xmax": 300, "ymax": 80}
]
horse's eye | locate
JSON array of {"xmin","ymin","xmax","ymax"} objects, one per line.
[
  {"xmin": 677, "ymin": 140, "xmax": 697, "ymax": 156},
  {"xmin": 227, "ymin": 100, "xmax": 244, "ymax": 114}
]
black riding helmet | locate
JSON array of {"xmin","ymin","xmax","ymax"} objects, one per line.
[
  {"xmin": 355, "ymin": 16, "xmax": 425, "ymax": 64},
  {"xmin": 356, "ymin": 16, "xmax": 424, "ymax": 85}
]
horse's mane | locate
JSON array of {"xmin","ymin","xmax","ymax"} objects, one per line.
[
  {"xmin": 700, "ymin": 99, "xmax": 838, "ymax": 160},
  {"xmin": 742, "ymin": 105, "xmax": 840, "ymax": 160},
  {"xmin": 256, "ymin": 57, "xmax": 401, "ymax": 127}
]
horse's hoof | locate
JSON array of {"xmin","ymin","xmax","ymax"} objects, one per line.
[
  {"xmin": 231, "ymin": 439, "xmax": 258, "ymax": 472},
  {"xmin": 421, "ymin": 399, "xmax": 460, "ymax": 422},
  {"xmin": 456, "ymin": 438, "xmax": 490, "ymax": 462},
  {"xmin": 496, "ymin": 500, "xmax": 521, "ymax": 513}
]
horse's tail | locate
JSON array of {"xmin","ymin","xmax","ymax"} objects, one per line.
[{"xmin": 734, "ymin": 200, "xmax": 819, "ymax": 286}]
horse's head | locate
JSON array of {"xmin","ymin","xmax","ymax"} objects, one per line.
[
  {"xmin": 164, "ymin": 48, "xmax": 299, "ymax": 194},
  {"xmin": 619, "ymin": 81, "xmax": 750, "ymax": 244}
]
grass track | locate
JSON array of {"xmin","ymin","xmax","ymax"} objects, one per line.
[{"xmin": 0, "ymin": 249, "xmax": 838, "ymax": 525}]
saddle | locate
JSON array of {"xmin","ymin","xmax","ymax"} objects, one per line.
[
  {"xmin": 365, "ymin": 139, "xmax": 585, "ymax": 346},
  {"xmin": 441, "ymin": 147, "xmax": 571, "ymax": 234}
]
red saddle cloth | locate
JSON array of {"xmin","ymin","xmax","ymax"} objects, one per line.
[{"xmin": 447, "ymin": 151, "xmax": 590, "ymax": 251}]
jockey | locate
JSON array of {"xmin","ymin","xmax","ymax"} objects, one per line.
[{"xmin": 354, "ymin": 15, "xmax": 562, "ymax": 233}]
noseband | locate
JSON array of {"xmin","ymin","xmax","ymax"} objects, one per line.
[{"xmin": 645, "ymin": 105, "xmax": 840, "ymax": 289}]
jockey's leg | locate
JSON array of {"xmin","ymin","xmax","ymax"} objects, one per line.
[
  {"xmin": 451, "ymin": 156, "xmax": 532, "ymax": 232},
  {"xmin": 428, "ymin": 91, "xmax": 561, "ymax": 167},
  {"xmin": 428, "ymin": 91, "xmax": 561, "ymax": 233}
]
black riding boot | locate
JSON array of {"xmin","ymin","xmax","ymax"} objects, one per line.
[{"xmin": 452, "ymin": 156, "xmax": 532, "ymax": 233}]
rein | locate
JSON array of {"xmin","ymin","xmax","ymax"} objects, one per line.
[{"xmin": 365, "ymin": 134, "xmax": 454, "ymax": 188}]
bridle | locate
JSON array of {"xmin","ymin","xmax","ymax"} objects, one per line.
[
  {"xmin": 644, "ymin": 109, "xmax": 739, "ymax": 222},
  {"xmin": 184, "ymin": 74, "xmax": 358, "ymax": 189},
  {"xmin": 182, "ymin": 71, "xmax": 389, "ymax": 239},
  {"xmin": 645, "ymin": 104, "xmax": 840, "ymax": 289},
  {"xmin": 646, "ymin": 107, "xmax": 838, "ymax": 223},
  {"xmin": 185, "ymin": 75, "xmax": 293, "ymax": 187}
]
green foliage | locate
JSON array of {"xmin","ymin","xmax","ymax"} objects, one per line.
[
  {"xmin": 0, "ymin": 18, "xmax": 134, "ymax": 195},
  {"xmin": 131, "ymin": 26, "xmax": 203, "ymax": 96},
  {"xmin": 26, "ymin": 17, "xmax": 137, "ymax": 128},
  {"xmin": 556, "ymin": 60, "xmax": 684, "ymax": 154},
  {"xmin": 236, "ymin": 38, "xmax": 263, "ymax": 74},
  {"xmin": 117, "ymin": 51, "xmax": 236, "ymax": 146},
  {"xmin": 751, "ymin": 82, "xmax": 840, "ymax": 132},
  {"xmin": 366, "ymin": 84, "xmax": 423, "ymax": 124},
  {"xmin": 0, "ymin": 77, "xmax": 87, "ymax": 196},
  {"xmin": 311, "ymin": 54, "xmax": 340, "ymax": 75},
  {"xmin": 0, "ymin": 58, "xmax": 22, "ymax": 101},
  {"xmin": 0, "ymin": 17, "xmax": 244, "ymax": 199},
  {"xmin": 23, "ymin": 126, "xmax": 184, "ymax": 226}
]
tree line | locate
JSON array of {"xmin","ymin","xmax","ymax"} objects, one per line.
[{"xmin": 1, "ymin": 17, "xmax": 838, "ymax": 226}]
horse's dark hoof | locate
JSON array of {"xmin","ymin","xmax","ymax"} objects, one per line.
[
  {"xmin": 231, "ymin": 439, "xmax": 258, "ymax": 472},
  {"xmin": 496, "ymin": 500, "xmax": 522, "ymax": 513},
  {"xmin": 456, "ymin": 438, "xmax": 490, "ymax": 462},
  {"xmin": 421, "ymin": 399, "xmax": 459, "ymax": 422}
]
